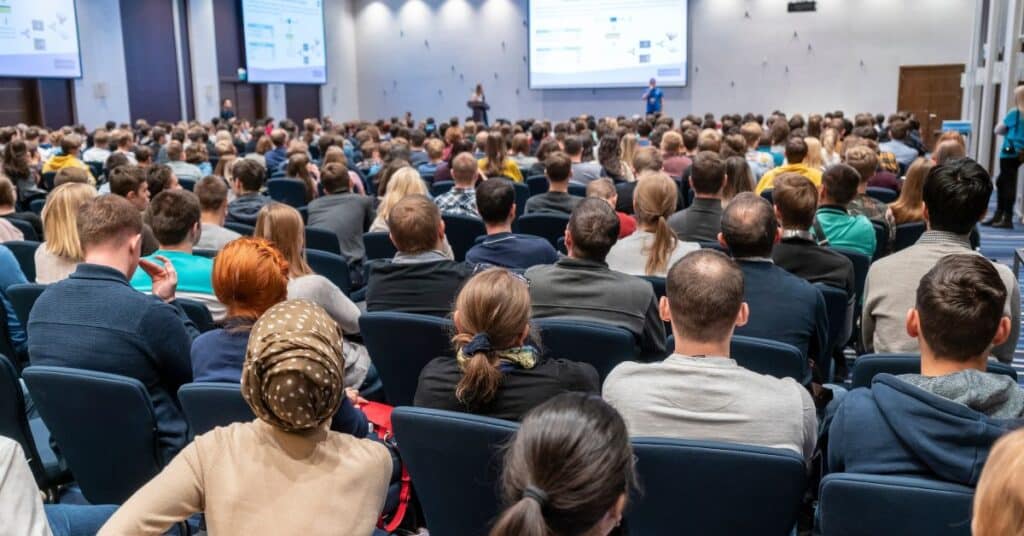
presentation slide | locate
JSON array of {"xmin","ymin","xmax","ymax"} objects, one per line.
[
  {"xmin": 0, "ymin": 0, "xmax": 81, "ymax": 78},
  {"xmin": 242, "ymin": 0, "xmax": 326, "ymax": 84},
  {"xmin": 529, "ymin": 0, "xmax": 687, "ymax": 90}
]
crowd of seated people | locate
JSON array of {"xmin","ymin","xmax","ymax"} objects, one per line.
[{"xmin": 0, "ymin": 107, "xmax": 1021, "ymax": 535}]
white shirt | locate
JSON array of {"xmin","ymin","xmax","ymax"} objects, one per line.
[
  {"xmin": 605, "ymin": 230, "xmax": 700, "ymax": 277},
  {"xmin": 0, "ymin": 437, "xmax": 52, "ymax": 536}
]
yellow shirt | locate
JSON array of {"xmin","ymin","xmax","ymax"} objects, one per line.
[
  {"xmin": 41, "ymin": 154, "xmax": 96, "ymax": 183},
  {"xmin": 755, "ymin": 163, "xmax": 823, "ymax": 194},
  {"xmin": 478, "ymin": 157, "xmax": 524, "ymax": 182}
]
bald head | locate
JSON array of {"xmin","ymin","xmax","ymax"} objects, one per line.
[
  {"xmin": 666, "ymin": 249, "xmax": 745, "ymax": 342},
  {"xmin": 720, "ymin": 192, "xmax": 778, "ymax": 258},
  {"xmin": 452, "ymin": 152, "xmax": 478, "ymax": 186}
]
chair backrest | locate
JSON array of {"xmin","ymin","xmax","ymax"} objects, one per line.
[
  {"xmin": 363, "ymin": 231, "xmax": 397, "ymax": 261},
  {"xmin": 517, "ymin": 213, "xmax": 570, "ymax": 248},
  {"xmin": 359, "ymin": 312, "xmax": 454, "ymax": 406},
  {"xmin": 29, "ymin": 198, "xmax": 46, "ymax": 215},
  {"xmin": 442, "ymin": 213, "xmax": 487, "ymax": 262},
  {"xmin": 4, "ymin": 240, "xmax": 40, "ymax": 283},
  {"xmin": 7, "ymin": 283, "xmax": 46, "ymax": 328},
  {"xmin": 174, "ymin": 298, "xmax": 215, "ymax": 333},
  {"xmin": 87, "ymin": 161, "xmax": 104, "ymax": 181},
  {"xmin": 532, "ymin": 319, "xmax": 637, "ymax": 381},
  {"xmin": 41, "ymin": 172, "xmax": 57, "ymax": 190},
  {"xmin": 224, "ymin": 222, "xmax": 254, "ymax": 236},
  {"xmin": 814, "ymin": 283, "xmax": 850, "ymax": 381},
  {"xmin": 192, "ymin": 248, "xmax": 218, "ymax": 259},
  {"xmin": 851, "ymin": 353, "xmax": 1019, "ymax": 389},
  {"xmin": 22, "ymin": 366, "xmax": 163, "ymax": 504},
  {"xmin": 305, "ymin": 226, "xmax": 342, "ymax": 255},
  {"xmin": 732, "ymin": 335, "xmax": 809, "ymax": 383},
  {"xmin": 872, "ymin": 221, "xmax": 889, "ymax": 260},
  {"xmin": 0, "ymin": 354, "xmax": 49, "ymax": 485},
  {"xmin": 526, "ymin": 175, "xmax": 549, "ymax": 197},
  {"xmin": 306, "ymin": 249, "xmax": 353, "ymax": 295},
  {"xmin": 638, "ymin": 275, "xmax": 666, "ymax": 301},
  {"xmin": 760, "ymin": 189, "xmax": 774, "ymax": 204},
  {"xmin": 430, "ymin": 180, "xmax": 454, "ymax": 197},
  {"xmin": 392, "ymin": 407, "xmax": 518, "ymax": 536},
  {"xmin": 866, "ymin": 186, "xmax": 899, "ymax": 204},
  {"xmin": 629, "ymin": 437, "xmax": 806, "ymax": 535},
  {"xmin": 266, "ymin": 178, "xmax": 307, "ymax": 208},
  {"xmin": 699, "ymin": 240, "xmax": 728, "ymax": 253},
  {"xmin": 893, "ymin": 221, "xmax": 926, "ymax": 252},
  {"xmin": 512, "ymin": 181, "xmax": 529, "ymax": 218},
  {"xmin": 818, "ymin": 473, "xmax": 973, "ymax": 536},
  {"xmin": 833, "ymin": 247, "xmax": 870, "ymax": 305},
  {"xmin": 177, "ymin": 177, "xmax": 196, "ymax": 192},
  {"xmin": 567, "ymin": 183, "xmax": 586, "ymax": 197},
  {"xmin": 7, "ymin": 217, "xmax": 38, "ymax": 241},
  {"xmin": 178, "ymin": 382, "xmax": 255, "ymax": 437}
]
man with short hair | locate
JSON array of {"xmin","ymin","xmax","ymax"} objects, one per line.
[
  {"xmin": 525, "ymin": 152, "xmax": 583, "ymax": 215},
  {"xmin": 307, "ymin": 163, "xmax": 376, "ymax": 266},
  {"xmin": 465, "ymin": 178, "xmax": 558, "ymax": 269},
  {"xmin": 434, "ymin": 153, "xmax": 480, "ymax": 218},
  {"xmin": 527, "ymin": 198, "xmax": 666, "ymax": 356},
  {"xmin": 604, "ymin": 250, "xmax": 816, "ymax": 459},
  {"xmin": 82, "ymin": 130, "xmax": 111, "ymax": 164},
  {"xmin": 668, "ymin": 151, "xmax": 726, "ymax": 242},
  {"xmin": 828, "ymin": 254, "xmax": 1024, "ymax": 486},
  {"xmin": 28, "ymin": 195, "xmax": 198, "ymax": 462},
  {"xmin": 844, "ymin": 144, "xmax": 896, "ymax": 241},
  {"xmin": 42, "ymin": 133, "xmax": 95, "ymax": 183},
  {"xmin": 365, "ymin": 194, "xmax": 473, "ymax": 316},
  {"xmin": 660, "ymin": 131, "xmax": 692, "ymax": 177},
  {"xmin": 740, "ymin": 122, "xmax": 775, "ymax": 179},
  {"xmin": 815, "ymin": 164, "xmax": 877, "ymax": 257},
  {"xmin": 879, "ymin": 120, "xmax": 918, "ymax": 168},
  {"xmin": 264, "ymin": 128, "xmax": 289, "ymax": 171},
  {"xmin": 586, "ymin": 178, "xmax": 635, "ymax": 238},
  {"xmin": 408, "ymin": 129, "xmax": 429, "ymax": 167},
  {"xmin": 863, "ymin": 159, "xmax": 1020, "ymax": 362},
  {"xmin": 193, "ymin": 176, "xmax": 241, "ymax": 251},
  {"xmin": 109, "ymin": 165, "xmax": 160, "ymax": 255},
  {"xmin": 564, "ymin": 136, "xmax": 602, "ymax": 185},
  {"xmin": 719, "ymin": 193, "xmax": 828, "ymax": 369},
  {"xmin": 165, "ymin": 140, "xmax": 202, "ymax": 183},
  {"xmin": 226, "ymin": 159, "xmax": 270, "ymax": 225},
  {"xmin": 53, "ymin": 167, "xmax": 90, "ymax": 187},
  {"xmin": 130, "ymin": 190, "xmax": 224, "ymax": 320},
  {"xmin": 755, "ymin": 137, "xmax": 824, "ymax": 193},
  {"xmin": 114, "ymin": 129, "xmax": 137, "ymax": 164},
  {"xmin": 771, "ymin": 173, "xmax": 855, "ymax": 296},
  {"xmin": 418, "ymin": 138, "xmax": 445, "ymax": 178}
]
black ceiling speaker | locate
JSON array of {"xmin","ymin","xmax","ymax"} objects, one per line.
[{"xmin": 788, "ymin": 1, "xmax": 816, "ymax": 13}]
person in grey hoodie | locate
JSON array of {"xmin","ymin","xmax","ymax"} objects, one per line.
[
  {"xmin": 827, "ymin": 254, "xmax": 1024, "ymax": 487},
  {"xmin": 225, "ymin": 158, "xmax": 270, "ymax": 226}
]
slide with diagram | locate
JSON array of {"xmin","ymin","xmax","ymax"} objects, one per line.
[
  {"xmin": 242, "ymin": 0, "xmax": 327, "ymax": 84},
  {"xmin": 529, "ymin": 0, "xmax": 687, "ymax": 90},
  {"xmin": 0, "ymin": 0, "xmax": 81, "ymax": 78}
]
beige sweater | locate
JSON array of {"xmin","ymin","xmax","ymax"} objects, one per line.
[{"xmin": 99, "ymin": 420, "xmax": 392, "ymax": 536}]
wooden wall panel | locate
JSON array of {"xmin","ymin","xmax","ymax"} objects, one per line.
[
  {"xmin": 285, "ymin": 85, "xmax": 321, "ymax": 122},
  {"xmin": 0, "ymin": 79, "xmax": 40, "ymax": 126}
]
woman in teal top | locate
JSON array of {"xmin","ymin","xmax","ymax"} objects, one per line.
[{"xmin": 987, "ymin": 85, "xmax": 1024, "ymax": 229}]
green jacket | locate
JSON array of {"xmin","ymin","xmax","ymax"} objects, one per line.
[{"xmin": 815, "ymin": 206, "xmax": 876, "ymax": 257}]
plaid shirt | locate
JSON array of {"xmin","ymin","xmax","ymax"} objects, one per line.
[
  {"xmin": 877, "ymin": 151, "xmax": 899, "ymax": 173},
  {"xmin": 435, "ymin": 188, "xmax": 479, "ymax": 218},
  {"xmin": 849, "ymin": 193, "xmax": 896, "ymax": 243}
]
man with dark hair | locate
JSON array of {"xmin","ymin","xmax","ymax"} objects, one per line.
[
  {"xmin": 880, "ymin": 120, "xmax": 918, "ymax": 167},
  {"xmin": 42, "ymin": 133, "xmax": 95, "ymax": 183},
  {"xmin": 755, "ymin": 136, "xmax": 823, "ymax": 193},
  {"xmin": 365, "ymin": 194, "xmax": 473, "ymax": 316},
  {"xmin": 109, "ymin": 165, "xmax": 160, "ymax": 255},
  {"xmin": 525, "ymin": 151, "xmax": 582, "ymax": 215},
  {"xmin": 146, "ymin": 164, "xmax": 180, "ymax": 197},
  {"xmin": 814, "ymin": 163, "xmax": 877, "ymax": 257},
  {"xmin": 226, "ymin": 158, "xmax": 270, "ymax": 225},
  {"xmin": 604, "ymin": 249, "xmax": 816, "ymax": 459},
  {"xmin": 408, "ymin": 129, "xmax": 429, "ymax": 167},
  {"xmin": 193, "ymin": 176, "xmax": 240, "ymax": 251},
  {"xmin": 130, "ymin": 190, "xmax": 223, "ymax": 320},
  {"xmin": 828, "ymin": 254, "xmax": 1024, "ymax": 486},
  {"xmin": 863, "ymin": 159, "xmax": 1020, "ymax": 362},
  {"xmin": 28, "ymin": 195, "xmax": 198, "ymax": 462},
  {"xmin": 719, "ymin": 193, "xmax": 828, "ymax": 371},
  {"xmin": 668, "ymin": 151, "xmax": 726, "ymax": 242},
  {"xmin": 82, "ymin": 129, "xmax": 111, "ymax": 164},
  {"xmin": 307, "ymin": 163, "xmax": 376, "ymax": 266},
  {"xmin": 564, "ymin": 135, "xmax": 602, "ymax": 185},
  {"xmin": 527, "ymin": 198, "xmax": 665, "ymax": 356},
  {"xmin": 466, "ymin": 178, "xmax": 558, "ymax": 269},
  {"xmin": 771, "ymin": 173, "xmax": 855, "ymax": 296}
]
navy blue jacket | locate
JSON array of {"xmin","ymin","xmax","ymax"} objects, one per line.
[
  {"xmin": 264, "ymin": 146, "xmax": 288, "ymax": 172},
  {"xmin": 465, "ymin": 232, "xmax": 559, "ymax": 270},
  {"xmin": 827, "ymin": 374, "xmax": 1022, "ymax": 486},
  {"xmin": 27, "ymin": 263, "xmax": 198, "ymax": 462}
]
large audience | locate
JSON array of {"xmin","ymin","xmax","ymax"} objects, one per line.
[{"xmin": 0, "ymin": 108, "xmax": 1022, "ymax": 535}]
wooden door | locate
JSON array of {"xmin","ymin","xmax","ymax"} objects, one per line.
[
  {"xmin": 285, "ymin": 85, "xmax": 322, "ymax": 122},
  {"xmin": 0, "ymin": 79, "xmax": 40, "ymax": 126},
  {"xmin": 897, "ymin": 64, "xmax": 965, "ymax": 151}
]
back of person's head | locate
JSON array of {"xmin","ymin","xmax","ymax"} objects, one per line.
[
  {"xmin": 104, "ymin": 152, "xmax": 130, "ymax": 175},
  {"xmin": 720, "ymin": 192, "xmax": 777, "ymax": 258},
  {"xmin": 490, "ymin": 392, "xmax": 635, "ymax": 536},
  {"xmin": 666, "ymin": 248, "xmax": 745, "ymax": 342},
  {"xmin": 452, "ymin": 152, "xmax": 478, "ymax": 185},
  {"xmin": 254, "ymin": 202, "xmax": 311, "ymax": 278},
  {"xmin": 973, "ymin": 428, "xmax": 1024, "ymax": 536},
  {"xmin": 232, "ymin": 158, "xmax": 266, "ymax": 193},
  {"xmin": 563, "ymin": 136, "xmax": 583, "ymax": 157},
  {"xmin": 213, "ymin": 237, "xmax": 289, "ymax": 323},
  {"xmin": 242, "ymin": 299, "xmax": 345, "ymax": 432},
  {"xmin": 567, "ymin": 198, "xmax": 619, "ymax": 261},
  {"xmin": 476, "ymin": 177, "xmax": 515, "ymax": 225},
  {"xmin": 61, "ymin": 133, "xmax": 81, "ymax": 155},
  {"xmin": 452, "ymin": 268, "xmax": 532, "ymax": 410},
  {"xmin": 146, "ymin": 164, "xmax": 177, "ymax": 197},
  {"xmin": 270, "ymin": 128, "xmax": 287, "ymax": 147},
  {"xmin": 93, "ymin": 129, "xmax": 110, "ymax": 148},
  {"xmin": 784, "ymin": 136, "xmax": 808, "ymax": 164},
  {"xmin": 166, "ymin": 140, "xmax": 184, "ymax": 161},
  {"xmin": 915, "ymin": 254, "xmax": 1008, "ymax": 362},
  {"xmin": 661, "ymin": 131, "xmax": 683, "ymax": 155},
  {"xmin": 740, "ymin": 122, "xmax": 763, "ymax": 147},
  {"xmin": 633, "ymin": 172, "xmax": 679, "ymax": 275},
  {"xmin": 388, "ymin": 194, "xmax": 442, "ymax": 254},
  {"xmin": 696, "ymin": 129, "xmax": 722, "ymax": 152},
  {"xmin": 772, "ymin": 173, "xmax": 818, "ymax": 230},
  {"xmin": 585, "ymin": 177, "xmax": 616, "ymax": 201},
  {"xmin": 425, "ymin": 138, "xmax": 444, "ymax": 160},
  {"xmin": 378, "ymin": 165, "xmax": 426, "ymax": 214},
  {"xmin": 77, "ymin": 194, "xmax": 143, "ymax": 253},
  {"xmin": 922, "ymin": 158, "xmax": 991, "ymax": 234},
  {"xmin": 821, "ymin": 163, "xmax": 860, "ymax": 205},
  {"xmin": 146, "ymin": 189, "xmax": 200, "ymax": 246},
  {"xmin": 681, "ymin": 127, "xmax": 699, "ymax": 152},
  {"xmin": 632, "ymin": 146, "xmax": 663, "ymax": 174},
  {"xmin": 844, "ymin": 145, "xmax": 878, "ymax": 183},
  {"xmin": 53, "ymin": 166, "xmax": 90, "ymax": 187},
  {"xmin": 890, "ymin": 121, "xmax": 909, "ymax": 140},
  {"xmin": 544, "ymin": 152, "xmax": 572, "ymax": 183},
  {"xmin": 320, "ymin": 162, "xmax": 351, "ymax": 194},
  {"xmin": 933, "ymin": 139, "xmax": 967, "ymax": 165},
  {"xmin": 0, "ymin": 175, "xmax": 14, "ymax": 208},
  {"xmin": 108, "ymin": 165, "xmax": 147, "ymax": 198},
  {"xmin": 42, "ymin": 182, "xmax": 95, "ymax": 260},
  {"xmin": 195, "ymin": 175, "xmax": 229, "ymax": 212},
  {"xmin": 691, "ymin": 151, "xmax": 726, "ymax": 195}
]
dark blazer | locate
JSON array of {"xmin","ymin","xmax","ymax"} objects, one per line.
[
  {"xmin": 366, "ymin": 259, "xmax": 475, "ymax": 317},
  {"xmin": 27, "ymin": 263, "xmax": 199, "ymax": 461},
  {"xmin": 668, "ymin": 197, "xmax": 723, "ymax": 243},
  {"xmin": 772, "ymin": 235, "xmax": 856, "ymax": 297}
]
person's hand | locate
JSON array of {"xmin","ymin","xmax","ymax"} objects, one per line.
[
  {"xmin": 346, "ymin": 388, "xmax": 367, "ymax": 406},
  {"xmin": 139, "ymin": 255, "xmax": 178, "ymax": 303}
]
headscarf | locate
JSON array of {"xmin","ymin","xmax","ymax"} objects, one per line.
[{"xmin": 241, "ymin": 299, "xmax": 345, "ymax": 432}]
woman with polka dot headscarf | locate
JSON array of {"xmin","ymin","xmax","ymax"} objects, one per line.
[{"xmin": 100, "ymin": 300, "xmax": 393, "ymax": 535}]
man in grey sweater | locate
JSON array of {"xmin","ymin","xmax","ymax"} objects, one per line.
[
  {"xmin": 603, "ymin": 249, "xmax": 817, "ymax": 460},
  {"xmin": 307, "ymin": 163, "xmax": 375, "ymax": 267},
  {"xmin": 863, "ymin": 158, "xmax": 1020, "ymax": 363}
]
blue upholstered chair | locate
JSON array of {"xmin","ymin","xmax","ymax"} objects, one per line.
[
  {"xmin": 532, "ymin": 319, "xmax": 637, "ymax": 380},
  {"xmin": 851, "ymin": 353, "xmax": 1018, "ymax": 389},
  {"xmin": 359, "ymin": 312, "xmax": 454, "ymax": 406}
]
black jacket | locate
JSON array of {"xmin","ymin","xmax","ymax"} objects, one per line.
[
  {"xmin": 366, "ymin": 259, "xmax": 475, "ymax": 317},
  {"xmin": 772, "ymin": 235, "xmax": 856, "ymax": 297}
]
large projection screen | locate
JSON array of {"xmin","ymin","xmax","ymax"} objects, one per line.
[
  {"xmin": 0, "ymin": 0, "xmax": 82, "ymax": 79},
  {"xmin": 529, "ymin": 0, "xmax": 687, "ymax": 90},
  {"xmin": 241, "ymin": 0, "xmax": 327, "ymax": 85}
]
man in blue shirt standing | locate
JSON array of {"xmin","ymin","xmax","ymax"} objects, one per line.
[{"xmin": 642, "ymin": 78, "xmax": 663, "ymax": 116}]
